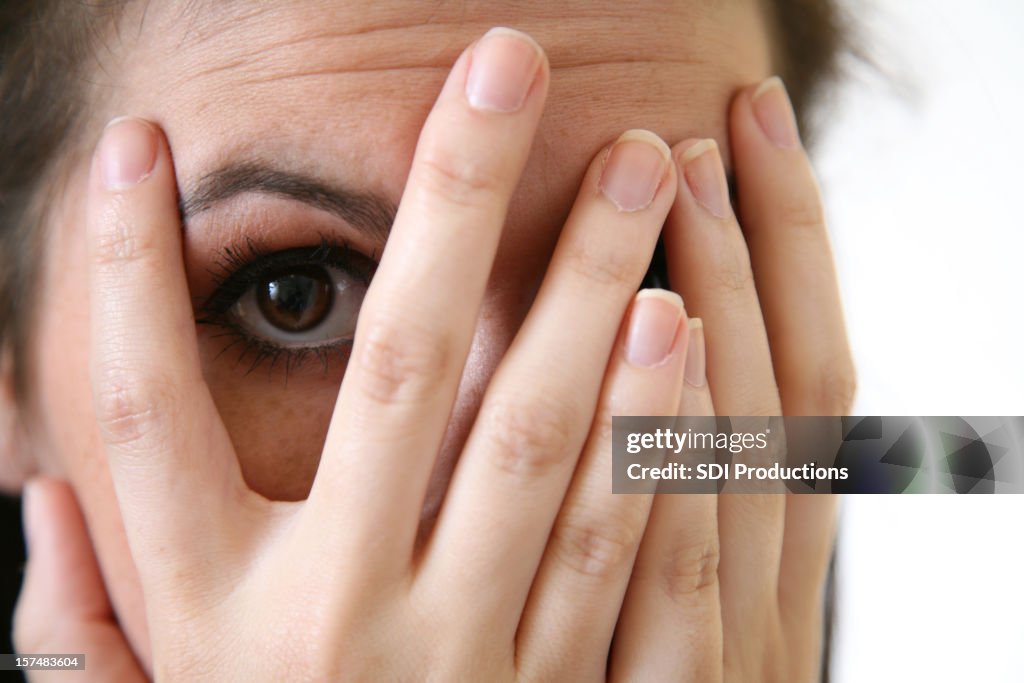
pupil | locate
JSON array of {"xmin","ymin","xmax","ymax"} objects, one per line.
[{"xmin": 257, "ymin": 266, "xmax": 333, "ymax": 332}]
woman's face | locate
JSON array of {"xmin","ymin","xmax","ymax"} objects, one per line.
[{"xmin": 25, "ymin": 0, "xmax": 771, "ymax": 664}]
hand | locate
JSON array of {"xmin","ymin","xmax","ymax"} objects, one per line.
[
  {"xmin": 81, "ymin": 28, "xmax": 696, "ymax": 680},
  {"xmin": 14, "ymin": 478, "xmax": 147, "ymax": 682},
  {"xmin": 610, "ymin": 78, "xmax": 853, "ymax": 680}
]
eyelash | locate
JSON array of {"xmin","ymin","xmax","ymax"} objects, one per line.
[{"xmin": 196, "ymin": 236, "xmax": 377, "ymax": 378}]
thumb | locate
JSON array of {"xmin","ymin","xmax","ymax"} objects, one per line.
[{"xmin": 13, "ymin": 477, "xmax": 146, "ymax": 682}]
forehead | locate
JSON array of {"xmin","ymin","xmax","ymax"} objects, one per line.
[{"xmin": 104, "ymin": 1, "xmax": 770, "ymax": 206}]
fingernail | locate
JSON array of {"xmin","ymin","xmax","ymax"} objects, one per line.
[
  {"xmin": 21, "ymin": 480, "xmax": 40, "ymax": 555},
  {"xmin": 625, "ymin": 289, "xmax": 685, "ymax": 368},
  {"xmin": 678, "ymin": 139, "xmax": 730, "ymax": 219},
  {"xmin": 684, "ymin": 318, "xmax": 707, "ymax": 387},
  {"xmin": 98, "ymin": 117, "xmax": 159, "ymax": 190},
  {"xmin": 466, "ymin": 27, "xmax": 543, "ymax": 113},
  {"xmin": 599, "ymin": 130, "xmax": 671, "ymax": 212},
  {"xmin": 751, "ymin": 77, "xmax": 800, "ymax": 148}
]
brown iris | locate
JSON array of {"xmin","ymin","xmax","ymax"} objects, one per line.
[{"xmin": 256, "ymin": 265, "xmax": 334, "ymax": 332}]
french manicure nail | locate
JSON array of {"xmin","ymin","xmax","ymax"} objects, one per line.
[
  {"xmin": 599, "ymin": 130, "xmax": 671, "ymax": 212},
  {"xmin": 679, "ymin": 139, "xmax": 730, "ymax": 219},
  {"xmin": 684, "ymin": 318, "xmax": 707, "ymax": 387},
  {"xmin": 465, "ymin": 27, "xmax": 543, "ymax": 113},
  {"xmin": 625, "ymin": 289, "xmax": 685, "ymax": 368},
  {"xmin": 98, "ymin": 117, "xmax": 158, "ymax": 190},
  {"xmin": 751, "ymin": 76, "xmax": 800, "ymax": 149}
]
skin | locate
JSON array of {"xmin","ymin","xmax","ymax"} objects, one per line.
[{"xmin": 3, "ymin": 1, "xmax": 855, "ymax": 680}]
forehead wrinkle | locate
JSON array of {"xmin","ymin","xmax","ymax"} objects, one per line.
[
  {"xmin": 160, "ymin": 8, "xmax": 725, "ymax": 91},
  {"xmin": 181, "ymin": 22, "xmax": 470, "ymax": 84},
  {"xmin": 231, "ymin": 59, "xmax": 716, "ymax": 96}
]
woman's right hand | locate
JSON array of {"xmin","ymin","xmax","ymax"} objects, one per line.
[{"xmin": 81, "ymin": 28, "xmax": 692, "ymax": 680}]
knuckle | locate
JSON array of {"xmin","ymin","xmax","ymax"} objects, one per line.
[
  {"xmin": 92, "ymin": 365, "xmax": 175, "ymax": 448},
  {"xmin": 483, "ymin": 393, "xmax": 580, "ymax": 479},
  {"xmin": 777, "ymin": 193, "xmax": 827, "ymax": 235},
  {"xmin": 553, "ymin": 509, "xmax": 645, "ymax": 580},
  {"xmin": 93, "ymin": 202, "xmax": 158, "ymax": 266},
  {"xmin": 708, "ymin": 242, "xmax": 756, "ymax": 295},
  {"xmin": 811, "ymin": 360, "xmax": 858, "ymax": 415},
  {"xmin": 354, "ymin": 316, "xmax": 450, "ymax": 406},
  {"xmin": 415, "ymin": 141, "xmax": 507, "ymax": 209},
  {"xmin": 661, "ymin": 538, "xmax": 721, "ymax": 600},
  {"xmin": 564, "ymin": 237, "xmax": 643, "ymax": 289}
]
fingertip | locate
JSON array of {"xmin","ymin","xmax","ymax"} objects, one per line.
[
  {"xmin": 21, "ymin": 477, "xmax": 77, "ymax": 559},
  {"xmin": 730, "ymin": 77, "xmax": 805, "ymax": 159},
  {"xmin": 87, "ymin": 116, "xmax": 179, "ymax": 268},
  {"xmin": 749, "ymin": 76, "xmax": 801, "ymax": 149},
  {"xmin": 94, "ymin": 117, "xmax": 161, "ymax": 191},
  {"xmin": 465, "ymin": 27, "xmax": 548, "ymax": 113},
  {"xmin": 624, "ymin": 289, "xmax": 688, "ymax": 369},
  {"xmin": 683, "ymin": 317, "xmax": 707, "ymax": 388},
  {"xmin": 596, "ymin": 129, "xmax": 676, "ymax": 213},
  {"xmin": 672, "ymin": 138, "xmax": 731, "ymax": 220}
]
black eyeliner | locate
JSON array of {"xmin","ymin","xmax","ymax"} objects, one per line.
[{"xmin": 195, "ymin": 236, "xmax": 376, "ymax": 378}]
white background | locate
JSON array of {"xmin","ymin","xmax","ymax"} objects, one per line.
[{"xmin": 816, "ymin": 1, "xmax": 1024, "ymax": 680}]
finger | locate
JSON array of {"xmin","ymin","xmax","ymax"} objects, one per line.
[
  {"xmin": 679, "ymin": 318, "xmax": 712, "ymax": 415},
  {"xmin": 517, "ymin": 291, "xmax": 688, "ymax": 681},
  {"xmin": 664, "ymin": 137, "xmax": 785, "ymax": 676},
  {"xmin": 422, "ymin": 130, "xmax": 676, "ymax": 639},
  {"xmin": 306, "ymin": 28, "xmax": 549, "ymax": 568},
  {"xmin": 86, "ymin": 118, "xmax": 246, "ymax": 589},
  {"xmin": 730, "ymin": 77, "xmax": 845, "ymax": 622},
  {"xmin": 611, "ymin": 319, "xmax": 723, "ymax": 683},
  {"xmin": 14, "ymin": 479, "xmax": 147, "ymax": 682},
  {"xmin": 664, "ymin": 137, "xmax": 781, "ymax": 417},
  {"xmin": 731, "ymin": 77, "xmax": 854, "ymax": 418}
]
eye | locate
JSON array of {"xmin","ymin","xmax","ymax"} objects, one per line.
[
  {"xmin": 231, "ymin": 262, "xmax": 362, "ymax": 345},
  {"xmin": 199, "ymin": 240, "xmax": 376, "ymax": 371}
]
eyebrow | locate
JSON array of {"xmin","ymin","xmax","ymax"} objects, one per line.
[{"xmin": 179, "ymin": 162, "xmax": 397, "ymax": 241}]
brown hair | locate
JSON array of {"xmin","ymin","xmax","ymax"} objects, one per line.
[
  {"xmin": 766, "ymin": 0, "xmax": 849, "ymax": 146},
  {"xmin": 0, "ymin": 0, "xmax": 849, "ymax": 402},
  {"xmin": 0, "ymin": 2, "xmax": 112, "ymax": 399}
]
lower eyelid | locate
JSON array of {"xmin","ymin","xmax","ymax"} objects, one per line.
[{"xmin": 199, "ymin": 318, "xmax": 356, "ymax": 379}]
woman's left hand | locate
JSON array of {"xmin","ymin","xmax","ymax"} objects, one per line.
[{"xmin": 609, "ymin": 77, "xmax": 854, "ymax": 681}]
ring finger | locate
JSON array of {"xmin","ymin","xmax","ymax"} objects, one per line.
[{"xmin": 664, "ymin": 137, "xmax": 786, "ymax": 676}]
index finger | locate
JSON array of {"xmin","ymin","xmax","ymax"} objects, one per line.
[
  {"xmin": 87, "ymin": 118, "xmax": 246, "ymax": 589},
  {"xmin": 305, "ymin": 28, "xmax": 550, "ymax": 567}
]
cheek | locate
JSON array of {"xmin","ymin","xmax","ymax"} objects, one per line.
[{"xmin": 198, "ymin": 336, "xmax": 342, "ymax": 501}]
